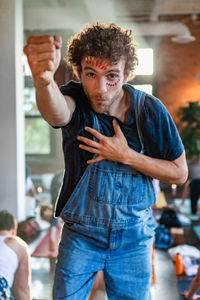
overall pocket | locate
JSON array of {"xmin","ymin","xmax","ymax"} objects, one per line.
[{"xmin": 88, "ymin": 165, "xmax": 145, "ymax": 205}]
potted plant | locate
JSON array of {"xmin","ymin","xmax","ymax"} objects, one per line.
[{"xmin": 178, "ymin": 101, "xmax": 200, "ymax": 176}]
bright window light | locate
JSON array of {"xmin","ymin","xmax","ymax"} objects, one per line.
[
  {"xmin": 133, "ymin": 84, "xmax": 153, "ymax": 95},
  {"xmin": 22, "ymin": 54, "xmax": 32, "ymax": 76},
  {"xmin": 135, "ymin": 48, "xmax": 153, "ymax": 75}
]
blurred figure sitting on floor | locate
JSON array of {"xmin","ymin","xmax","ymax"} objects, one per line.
[
  {"xmin": 182, "ymin": 263, "xmax": 200, "ymax": 299},
  {"xmin": 25, "ymin": 165, "xmax": 41, "ymax": 217},
  {"xmin": 0, "ymin": 210, "xmax": 32, "ymax": 300}
]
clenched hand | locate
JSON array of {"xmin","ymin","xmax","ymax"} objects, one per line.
[{"xmin": 24, "ymin": 35, "xmax": 62, "ymax": 88}]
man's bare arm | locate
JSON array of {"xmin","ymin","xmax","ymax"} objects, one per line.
[
  {"xmin": 14, "ymin": 246, "xmax": 32, "ymax": 300},
  {"xmin": 24, "ymin": 35, "xmax": 75, "ymax": 127},
  {"xmin": 124, "ymin": 149, "xmax": 188, "ymax": 185},
  {"xmin": 36, "ymin": 82, "xmax": 75, "ymax": 127},
  {"xmin": 6, "ymin": 237, "xmax": 32, "ymax": 300}
]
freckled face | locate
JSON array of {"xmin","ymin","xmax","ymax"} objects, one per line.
[{"xmin": 79, "ymin": 57, "xmax": 128, "ymax": 113}]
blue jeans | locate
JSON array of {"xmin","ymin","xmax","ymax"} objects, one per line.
[
  {"xmin": 55, "ymin": 159, "xmax": 156, "ymax": 299},
  {"xmin": 53, "ymin": 214, "xmax": 155, "ymax": 300}
]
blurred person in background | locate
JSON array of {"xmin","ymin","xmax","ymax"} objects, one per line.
[{"xmin": 0, "ymin": 210, "xmax": 32, "ymax": 300}]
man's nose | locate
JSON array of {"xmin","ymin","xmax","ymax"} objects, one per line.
[{"xmin": 95, "ymin": 78, "xmax": 107, "ymax": 94}]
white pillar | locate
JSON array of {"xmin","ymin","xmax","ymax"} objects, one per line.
[{"xmin": 0, "ymin": 0, "xmax": 25, "ymax": 221}]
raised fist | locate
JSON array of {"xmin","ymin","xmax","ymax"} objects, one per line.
[{"xmin": 24, "ymin": 35, "xmax": 62, "ymax": 88}]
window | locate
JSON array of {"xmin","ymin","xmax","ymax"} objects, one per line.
[
  {"xmin": 134, "ymin": 84, "xmax": 152, "ymax": 95},
  {"xmin": 130, "ymin": 47, "xmax": 154, "ymax": 95},
  {"xmin": 135, "ymin": 48, "xmax": 153, "ymax": 76},
  {"xmin": 23, "ymin": 56, "xmax": 54, "ymax": 156}
]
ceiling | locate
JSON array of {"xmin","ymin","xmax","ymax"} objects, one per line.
[
  {"xmin": 23, "ymin": 0, "xmax": 200, "ymax": 42},
  {"xmin": 23, "ymin": 0, "xmax": 200, "ymax": 21}
]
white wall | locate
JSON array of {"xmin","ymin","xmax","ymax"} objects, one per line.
[{"xmin": 0, "ymin": 0, "xmax": 25, "ymax": 221}]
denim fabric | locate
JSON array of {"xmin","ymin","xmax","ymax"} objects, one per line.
[
  {"xmin": 56, "ymin": 158, "xmax": 156, "ymax": 299},
  {"xmin": 60, "ymin": 103, "xmax": 156, "ymax": 228},
  {"xmin": 53, "ymin": 220, "xmax": 154, "ymax": 300},
  {"xmin": 54, "ymin": 95, "xmax": 157, "ymax": 298},
  {"xmin": 53, "ymin": 82, "xmax": 183, "ymax": 298},
  {"xmin": 55, "ymin": 82, "xmax": 184, "ymax": 216},
  {"xmin": 60, "ymin": 159, "xmax": 155, "ymax": 228}
]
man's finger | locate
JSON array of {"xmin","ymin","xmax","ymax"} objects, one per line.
[
  {"xmin": 24, "ymin": 43, "xmax": 55, "ymax": 55},
  {"xmin": 27, "ymin": 35, "xmax": 54, "ymax": 44},
  {"xmin": 28, "ymin": 52, "xmax": 55, "ymax": 63},
  {"xmin": 84, "ymin": 126, "xmax": 103, "ymax": 140},
  {"xmin": 77, "ymin": 136, "xmax": 100, "ymax": 148},
  {"xmin": 87, "ymin": 156, "xmax": 103, "ymax": 164},
  {"xmin": 113, "ymin": 119, "xmax": 123, "ymax": 136},
  {"xmin": 79, "ymin": 144, "xmax": 99, "ymax": 154}
]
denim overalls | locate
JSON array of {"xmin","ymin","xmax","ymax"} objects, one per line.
[{"xmin": 54, "ymin": 89, "xmax": 156, "ymax": 300}]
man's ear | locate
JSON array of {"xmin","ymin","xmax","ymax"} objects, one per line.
[
  {"xmin": 123, "ymin": 70, "xmax": 130, "ymax": 83},
  {"xmin": 11, "ymin": 228, "xmax": 17, "ymax": 236}
]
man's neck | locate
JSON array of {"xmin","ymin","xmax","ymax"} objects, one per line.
[{"xmin": 108, "ymin": 88, "xmax": 130, "ymax": 122}]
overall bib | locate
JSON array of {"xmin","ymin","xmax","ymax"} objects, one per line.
[{"xmin": 54, "ymin": 89, "xmax": 156, "ymax": 300}]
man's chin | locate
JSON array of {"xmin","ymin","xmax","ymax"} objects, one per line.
[{"xmin": 92, "ymin": 103, "xmax": 108, "ymax": 114}]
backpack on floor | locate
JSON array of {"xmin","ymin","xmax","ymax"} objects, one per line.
[{"xmin": 155, "ymin": 224, "xmax": 174, "ymax": 249}]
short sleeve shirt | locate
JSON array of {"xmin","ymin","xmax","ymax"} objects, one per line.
[{"xmin": 54, "ymin": 80, "xmax": 184, "ymax": 216}]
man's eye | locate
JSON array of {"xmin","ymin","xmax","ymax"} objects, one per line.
[
  {"xmin": 107, "ymin": 74, "xmax": 119, "ymax": 81},
  {"xmin": 86, "ymin": 72, "xmax": 95, "ymax": 78}
]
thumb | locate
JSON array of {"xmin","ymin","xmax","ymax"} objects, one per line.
[{"xmin": 113, "ymin": 119, "xmax": 123, "ymax": 137}]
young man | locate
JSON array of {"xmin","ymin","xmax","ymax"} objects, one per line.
[
  {"xmin": 24, "ymin": 22, "xmax": 188, "ymax": 300},
  {"xmin": 0, "ymin": 210, "xmax": 32, "ymax": 300}
]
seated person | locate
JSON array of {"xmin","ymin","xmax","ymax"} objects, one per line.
[
  {"xmin": 0, "ymin": 210, "xmax": 32, "ymax": 300},
  {"xmin": 182, "ymin": 263, "xmax": 200, "ymax": 299},
  {"xmin": 25, "ymin": 165, "xmax": 41, "ymax": 217}
]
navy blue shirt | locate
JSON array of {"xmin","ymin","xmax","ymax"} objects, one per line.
[{"xmin": 54, "ymin": 80, "xmax": 184, "ymax": 216}]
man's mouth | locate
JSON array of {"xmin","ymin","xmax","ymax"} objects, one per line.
[{"xmin": 95, "ymin": 98, "xmax": 107, "ymax": 103}]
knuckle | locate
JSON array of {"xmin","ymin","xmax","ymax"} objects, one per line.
[
  {"xmin": 47, "ymin": 60, "xmax": 54, "ymax": 70},
  {"xmin": 100, "ymin": 137, "xmax": 106, "ymax": 143},
  {"xmin": 48, "ymin": 44, "xmax": 55, "ymax": 52},
  {"xmin": 49, "ymin": 53, "xmax": 54, "ymax": 60}
]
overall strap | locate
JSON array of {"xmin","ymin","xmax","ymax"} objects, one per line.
[
  {"xmin": 135, "ymin": 90, "xmax": 146, "ymax": 154},
  {"xmin": 92, "ymin": 114, "xmax": 102, "ymax": 158},
  {"xmin": 93, "ymin": 114, "xmax": 102, "ymax": 134}
]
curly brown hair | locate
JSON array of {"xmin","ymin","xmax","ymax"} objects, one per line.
[{"xmin": 66, "ymin": 22, "xmax": 138, "ymax": 79}]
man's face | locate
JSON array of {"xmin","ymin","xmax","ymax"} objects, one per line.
[{"xmin": 79, "ymin": 56, "xmax": 129, "ymax": 113}]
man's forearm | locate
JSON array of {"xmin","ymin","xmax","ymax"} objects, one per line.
[
  {"xmin": 36, "ymin": 80, "xmax": 75, "ymax": 127},
  {"xmin": 78, "ymin": 122, "xmax": 188, "ymax": 184},
  {"xmin": 124, "ymin": 148, "xmax": 188, "ymax": 185}
]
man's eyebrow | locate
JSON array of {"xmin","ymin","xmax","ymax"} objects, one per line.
[
  {"xmin": 106, "ymin": 68, "xmax": 120, "ymax": 74},
  {"xmin": 83, "ymin": 66, "xmax": 97, "ymax": 72},
  {"xmin": 83, "ymin": 66, "xmax": 120, "ymax": 73}
]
